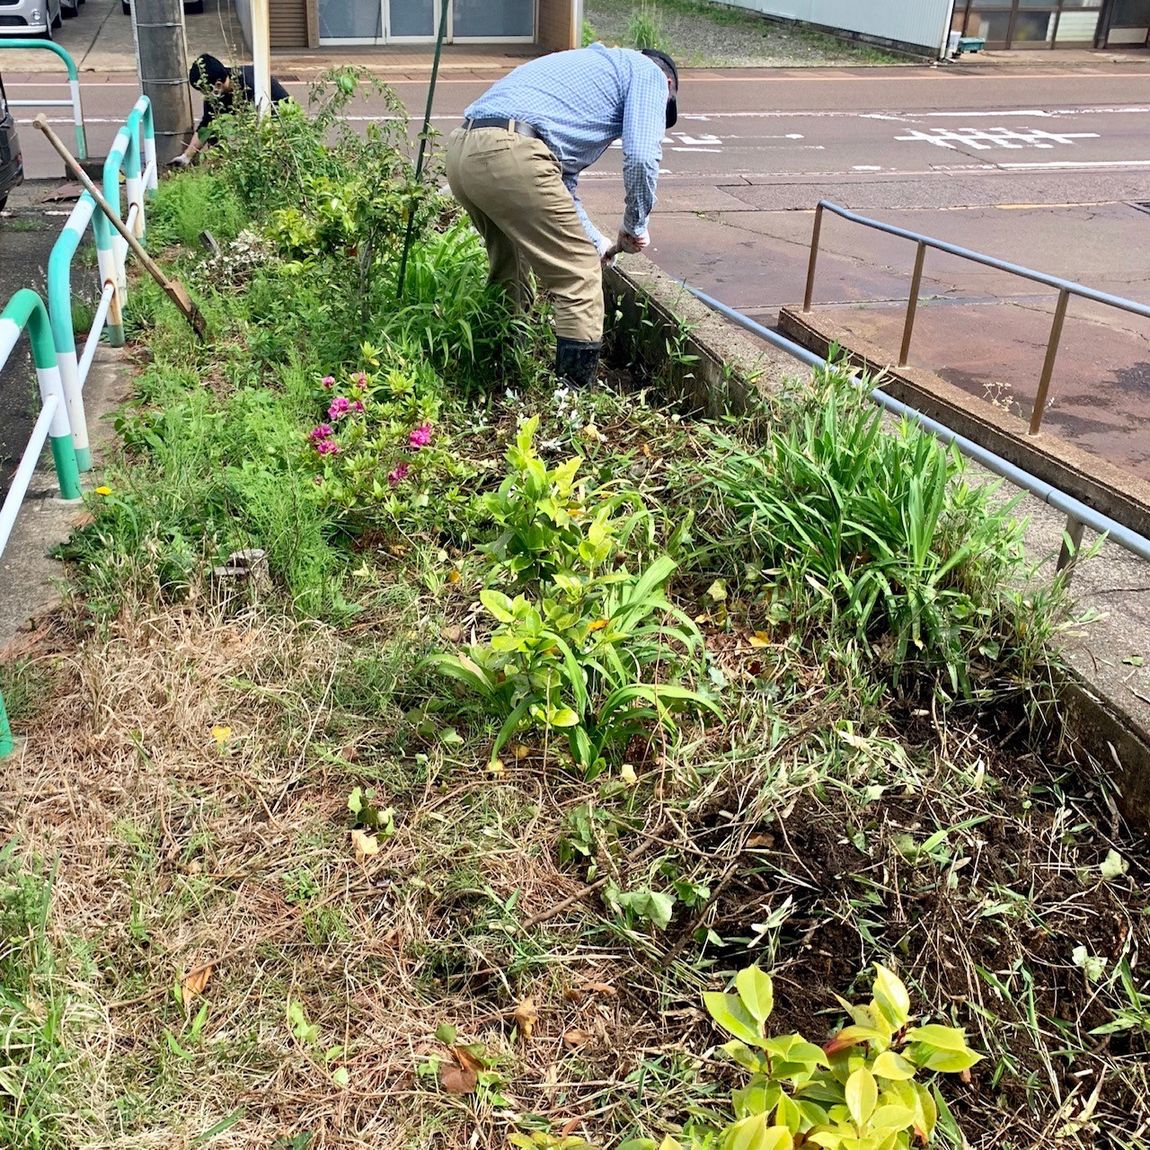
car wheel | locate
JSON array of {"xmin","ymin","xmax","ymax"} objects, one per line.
[
  {"xmin": 121, "ymin": 0, "xmax": 129, "ymax": 12},
  {"xmin": 51, "ymin": 5, "xmax": 63, "ymax": 28},
  {"xmin": 186, "ymin": 0, "xmax": 204, "ymax": 11},
  {"xmin": 39, "ymin": 15, "xmax": 53, "ymax": 38},
  {"xmin": 0, "ymin": 194, "xmax": 8, "ymax": 212},
  {"xmin": 62, "ymin": 2, "xmax": 78, "ymax": 17}
]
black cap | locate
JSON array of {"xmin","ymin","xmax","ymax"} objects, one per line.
[
  {"xmin": 640, "ymin": 48, "xmax": 679, "ymax": 129},
  {"xmin": 189, "ymin": 54, "xmax": 229, "ymax": 91}
]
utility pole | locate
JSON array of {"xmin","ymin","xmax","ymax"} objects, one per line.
[
  {"xmin": 250, "ymin": 0, "xmax": 272, "ymax": 115},
  {"xmin": 131, "ymin": 0, "xmax": 193, "ymax": 164}
]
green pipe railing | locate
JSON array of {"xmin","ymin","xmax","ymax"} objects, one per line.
[{"xmin": 0, "ymin": 40, "xmax": 88, "ymax": 160}]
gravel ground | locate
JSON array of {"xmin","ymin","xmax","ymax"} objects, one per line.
[{"xmin": 583, "ymin": 0, "xmax": 904, "ymax": 67}]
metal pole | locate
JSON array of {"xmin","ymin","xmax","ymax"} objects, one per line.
[
  {"xmin": 899, "ymin": 240, "xmax": 927, "ymax": 367},
  {"xmin": 396, "ymin": 0, "xmax": 450, "ymax": 301},
  {"xmin": 1029, "ymin": 287, "xmax": 1070, "ymax": 436},
  {"xmin": 250, "ymin": 0, "xmax": 272, "ymax": 115},
  {"xmin": 131, "ymin": 0, "xmax": 193, "ymax": 165},
  {"xmin": 803, "ymin": 203, "xmax": 823, "ymax": 313}
]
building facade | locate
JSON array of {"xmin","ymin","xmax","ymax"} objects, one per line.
[
  {"xmin": 952, "ymin": 0, "xmax": 1150, "ymax": 49},
  {"xmin": 256, "ymin": 0, "xmax": 581, "ymax": 50},
  {"xmin": 718, "ymin": 0, "xmax": 1150, "ymax": 54}
]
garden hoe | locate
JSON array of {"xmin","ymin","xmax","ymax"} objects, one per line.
[{"xmin": 33, "ymin": 115, "xmax": 208, "ymax": 341}]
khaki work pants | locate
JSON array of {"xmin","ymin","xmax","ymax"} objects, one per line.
[{"xmin": 445, "ymin": 126, "xmax": 605, "ymax": 344}]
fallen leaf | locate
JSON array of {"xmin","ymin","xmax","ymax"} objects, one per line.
[
  {"xmin": 439, "ymin": 1063, "xmax": 477, "ymax": 1094},
  {"xmin": 511, "ymin": 742, "xmax": 531, "ymax": 760},
  {"xmin": 211, "ymin": 725, "xmax": 232, "ymax": 746},
  {"xmin": 451, "ymin": 1044, "xmax": 487, "ymax": 1072},
  {"xmin": 577, "ymin": 979, "xmax": 617, "ymax": 997},
  {"xmin": 440, "ymin": 624, "xmax": 463, "ymax": 643},
  {"xmin": 181, "ymin": 963, "xmax": 212, "ymax": 1003},
  {"xmin": 352, "ymin": 829, "xmax": 380, "ymax": 859},
  {"xmin": 563, "ymin": 1029, "xmax": 590, "ymax": 1049},
  {"xmin": 587, "ymin": 618, "xmax": 609, "ymax": 633},
  {"xmin": 748, "ymin": 631, "xmax": 771, "ymax": 648},
  {"xmin": 747, "ymin": 834, "xmax": 776, "ymax": 850},
  {"xmin": 706, "ymin": 579, "xmax": 728, "ymax": 602},
  {"xmin": 640, "ymin": 442, "xmax": 652, "ymax": 458},
  {"xmin": 581, "ymin": 422, "xmax": 602, "ymax": 443},
  {"xmin": 447, "ymin": 569, "xmax": 462, "ymax": 584},
  {"xmin": 486, "ymin": 758, "xmax": 506, "ymax": 778},
  {"xmin": 512, "ymin": 997, "xmax": 539, "ymax": 1041},
  {"xmin": 620, "ymin": 763, "xmax": 637, "ymax": 786}
]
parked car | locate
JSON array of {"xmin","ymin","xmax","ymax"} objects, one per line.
[
  {"xmin": 0, "ymin": 0, "xmax": 63, "ymax": 38},
  {"xmin": 61, "ymin": 0, "xmax": 85, "ymax": 20},
  {"xmin": 121, "ymin": 0, "xmax": 203, "ymax": 14},
  {"xmin": 0, "ymin": 72, "xmax": 24, "ymax": 212}
]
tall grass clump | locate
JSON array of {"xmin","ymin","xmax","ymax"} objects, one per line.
[
  {"xmin": 686, "ymin": 366, "xmax": 1068, "ymax": 700},
  {"xmin": 628, "ymin": 0, "xmax": 666, "ymax": 49}
]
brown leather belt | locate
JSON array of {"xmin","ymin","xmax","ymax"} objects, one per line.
[{"xmin": 462, "ymin": 116, "xmax": 542, "ymax": 141}]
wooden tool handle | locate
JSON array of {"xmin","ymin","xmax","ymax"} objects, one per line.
[{"xmin": 33, "ymin": 115, "xmax": 207, "ymax": 340}]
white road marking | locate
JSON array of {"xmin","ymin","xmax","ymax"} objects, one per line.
[
  {"xmin": 896, "ymin": 127, "xmax": 1100, "ymax": 150},
  {"xmin": 998, "ymin": 158, "xmax": 1150, "ymax": 169}
]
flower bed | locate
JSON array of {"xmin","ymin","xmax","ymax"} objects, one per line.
[{"xmin": 0, "ymin": 72, "xmax": 1146, "ymax": 1150}]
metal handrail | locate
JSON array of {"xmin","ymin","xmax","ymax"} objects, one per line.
[
  {"xmin": 802, "ymin": 199, "xmax": 1150, "ymax": 436},
  {"xmin": 686, "ymin": 283, "xmax": 1150, "ymax": 568},
  {"xmin": 0, "ymin": 40, "xmax": 87, "ymax": 160}
]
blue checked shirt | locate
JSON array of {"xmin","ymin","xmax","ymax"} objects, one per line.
[{"xmin": 463, "ymin": 45, "xmax": 669, "ymax": 254}]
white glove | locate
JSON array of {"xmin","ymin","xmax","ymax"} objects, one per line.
[
  {"xmin": 167, "ymin": 154, "xmax": 192, "ymax": 169},
  {"xmin": 617, "ymin": 229, "xmax": 650, "ymax": 254}
]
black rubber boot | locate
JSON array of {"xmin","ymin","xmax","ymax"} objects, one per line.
[{"xmin": 554, "ymin": 337, "xmax": 602, "ymax": 388}]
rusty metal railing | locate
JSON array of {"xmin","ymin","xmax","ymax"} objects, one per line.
[{"xmin": 802, "ymin": 200, "xmax": 1150, "ymax": 437}]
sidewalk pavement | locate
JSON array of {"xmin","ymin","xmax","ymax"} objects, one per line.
[
  {"xmin": 0, "ymin": 0, "xmax": 535, "ymax": 75},
  {"xmin": 5, "ymin": 0, "xmax": 1149, "ymax": 77}
]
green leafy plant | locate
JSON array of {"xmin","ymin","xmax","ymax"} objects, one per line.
[
  {"xmin": 430, "ymin": 554, "xmax": 717, "ymax": 774},
  {"xmin": 479, "ymin": 415, "xmax": 657, "ymax": 588},
  {"xmin": 683, "ymin": 963, "xmax": 980, "ymax": 1150}
]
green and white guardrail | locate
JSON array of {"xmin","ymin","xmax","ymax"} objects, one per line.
[{"xmin": 0, "ymin": 89, "xmax": 156, "ymax": 755}]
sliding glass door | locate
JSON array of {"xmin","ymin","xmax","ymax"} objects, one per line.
[{"xmin": 318, "ymin": 0, "xmax": 536, "ymax": 44}]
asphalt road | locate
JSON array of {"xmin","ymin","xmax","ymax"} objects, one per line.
[{"xmin": 6, "ymin": 60, "xmax": 1150, "ymax": 476}]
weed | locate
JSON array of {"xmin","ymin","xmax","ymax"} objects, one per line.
[{"xmin": 627, "ymin": 1, "xmax": 665, "ymax": 49}]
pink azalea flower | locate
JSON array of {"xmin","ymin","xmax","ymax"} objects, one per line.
[
  {"xmin": 328, "ymin": 396, "xmax": 352, "ymax": 420},
  {"xmin": 309, "ymin": 424, "xmax": 334, "ymax": 442},
  {"xmin": 387, "ymin": 462, "xmax": 410, "ymax": 487},
  {"xmin": 315, "ymin": 438, "xmax": 341, "ymax": 456},
  {"xmin": 321, "ymin": 375, "xmax": 336, "ymax": 389},
  {"xmin": 409, "ymin": 423, "xmax": 433, "ymax": 449},
  {"xmin": 355, "ymin": 372, "xmax": 368, "ymax": 388},
  {"xmin": 351, "ymin": 400, "xmax": 365, "ymax": 413}
]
